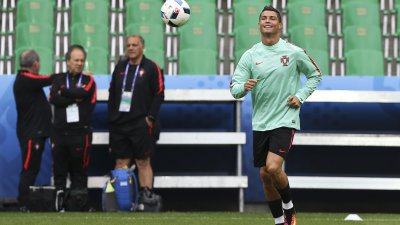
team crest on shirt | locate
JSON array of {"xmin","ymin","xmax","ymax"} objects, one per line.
[
  {"xmin": 281, "ymin": 55, "xmax": 289, "ymax": 66},
  {"xmin": 139, "ymin": 69, "xmax": 145, "ymax": 77}
]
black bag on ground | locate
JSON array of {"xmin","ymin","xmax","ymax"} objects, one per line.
[
  {"xmin": 27, "ymin": 186, "xmax": 56, "ymax": 212},
  {"xmin": 64, "ymin": 189, "xmax": 88, "ymax": 211}
]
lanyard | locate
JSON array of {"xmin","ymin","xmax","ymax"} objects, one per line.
[
  {"xmin": 66, "ymin": 73, "xmax": 82, "ymax": 89},
  {"xmin": 122, "ymin": 63, "xmax": 140, "ymax": 92}
]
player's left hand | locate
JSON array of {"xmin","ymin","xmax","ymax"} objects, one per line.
[{"xmin": 287, "ymin": 96, "xmax": 301, "ymax": 108}]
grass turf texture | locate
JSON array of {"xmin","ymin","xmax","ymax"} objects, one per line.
[{"xmin": 1, "ymin": 212, "xmax": 400, "ymax": 225}]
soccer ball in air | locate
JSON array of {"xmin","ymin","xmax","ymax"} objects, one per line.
[{"xmin": 160, "ymin": 0, "xmax": 190, "ymax": 27}]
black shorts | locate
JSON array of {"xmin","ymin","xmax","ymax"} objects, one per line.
[
  {"xmin": 253, "ymin": 127, "xmax": 296, "ymax": 167},
  {"xmin": 109, "ymin": 132, "xmax": 156, "ymax": 160}
]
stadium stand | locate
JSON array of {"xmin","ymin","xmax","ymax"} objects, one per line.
[
  {"xmin": 179, "ymin": 23, "xmax": 218, "ymax": 50},
  {"xmin": 71, "ymin": 0, "xmax": 109, "ymax": 27},
  {"xmin": 125, "ymin": 0, "xmax": 161, "ymax": 24},
  {"xmin": 15, "ymin": 22, "xmax": 54, "ymax": 51},
  {"xmin": 70, "ymin": 23, "xmax": 109, "ymax": 51},
  {"xmin": 345, "ymin": 49, "xmax": 385, "ymax": 75},
  {"xmin": 178, "ymin": 23, "xmax": 218, "ymax": 74},
  {"xmin": 16, "ymin": 0, "xmax": 54, "ymax": 26},
  {"xmin": 0, "ymin": 0, "xmax": 396, "ymax": 76},
  {"xmin": 343, "ymin": 26, "xmax": 382, "ymax": 52},
  {"xmin": 340, "ymin": 0, "xmax": 380, "ymax": 7},
  {"xmin": 286, "ymin": 1, "xmax": 326, "ymax": 28},
  {"xmin": 288, "ymin": 25, "xmax": 329, "ymax": 52},
  {"xmin": 85, "ymin": 47, "xmax": 109, "ymax": 75},
  {"xmin": 178, "ymin": 48, "xmax": 218, "ymax": 74},
  {"xmin": 187, "ymin": 1, "xmax": 217, "ymax": 27},
  {"xmin": 341, "ymin": 1, "xmax": 380, "ymax": 28}
]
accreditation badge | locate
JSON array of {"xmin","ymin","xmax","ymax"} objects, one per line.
[
  {"xmin": 119, "ymin": 91, "xmax": 132, "ymax": 112},
  {"xmin": 66, "ymin": 103, "xmax": 79, "ymax": 123}
]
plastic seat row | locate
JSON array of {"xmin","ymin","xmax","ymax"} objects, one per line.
[
  {"xmin": 340, "ymin": 0, "xmax": 383, "ymax": 75},
  {"xmin": 15, "ymin": 0, "xmax": 54, "ymax": 74}
]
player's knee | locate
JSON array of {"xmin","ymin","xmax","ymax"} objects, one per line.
[
  {"xmin": 135, "ymin": 158, "xmax": 150, "ymax": 169},
  {"xmin": 265, "ymin": 164, "xmax": 281, "ymax": 175},
  {"xmin": 259, "ymin": 167, "xmax": 274, "ymax": 187},
  {"xmin": 115, "ymin": 159, "xmax": 130, "ymax": 169}
]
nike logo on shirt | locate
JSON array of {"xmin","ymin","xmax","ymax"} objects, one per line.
[{"xmin": 255, "ymin": 61, "xmax": 263, "ymax": 65}]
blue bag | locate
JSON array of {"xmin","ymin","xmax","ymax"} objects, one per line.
[{"xmin": 102, "ymin": 168, "xmax": 139, "ymax": 211}]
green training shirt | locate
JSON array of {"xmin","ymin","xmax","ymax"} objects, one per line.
[{"xmin": 230, "ymin": 38, "xmax": 322, "ymax": 131}]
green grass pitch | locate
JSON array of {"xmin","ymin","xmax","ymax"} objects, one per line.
[{"xmin": 1, "ymin": 212, "xmax": 400, "ymax": 225}]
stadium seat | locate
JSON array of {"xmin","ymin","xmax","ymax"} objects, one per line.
[
  {"xmin": 345, "ymin": 49, "xmax": 384, "ymax": 76},
  {"xmin": 125, "ymin": 23, "xmax": 164, "ymax": 50},
  {"xmin": 288, "ymin": 0, "xmax": 326, "ymax": 3},
  {"xmin": 144, "ymin": 48, "xmax": 165, "ymax": 69},
  {"xmin": 15, "ymin": 23, "xmax": 54, "ymax": 50},
  {"xmin": 234, "ymin": 25, "xmax": 260, "ymax": 56},
  {"xmin": 233, "ymin": 1, "xmax": 270, "ymax": 29},
  {"xmin": 71, "ymin": 0, "xmax": 109, "ymax": 26},
  {"xmin": 306, "ymin": 49, "xmax": 330, "ymax": 76},
  {"xmin": 343, "ymin": 26, "xmax": 382, "ymax": 53},
  {"xmin": 14, "ymin": 47, "xmax": 53, "ymax": 74},
  {"xmin": 340, "ymin": 0, "xmax": 380, "ymax": 7},
  {"xmin": 341, "ymin": 1, "xmax": 380, "ymax": 28},
  {"xmin": 16, "ymin": 0, "xmax": 54, "ymax": 25},
  {"xmin": 126, "ymin": 0, "xmax": 162, "ymax": 24},
  {"xmin": 179, "ymin": 49, "xmax": 217, "ymax": 75},
  {"xmin": 288, "ymin": 25, "xmax": 329, "ymax": 52},
  {"xmin": 233, "ymin": 0, "xmax": 270, "ymax": 6},
  {"xmin": 186, "ymin": 1, "xmax": 216, "ymax": 27},
  {"xmin": 179, "ymin": 24, "xmax": 217, "ymax": 51},
  {"xmin": 70, "ymin": 23, "xmax": 109, "ymax": 51},
  {"xmin": 85, "ymin": 47, "xmax": 109, "ymax": 75},
  {"xmin": 396, "ymin": 1, "xmax": 400, "ymax": 34},
  {"xmin": 286, "ymin": 1, "xmax": 326, "ymax": 28}
]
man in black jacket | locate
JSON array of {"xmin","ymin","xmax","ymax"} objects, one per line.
[
  {"xmin": 49, "ymin": 45, "xmax": 96, "ymax": 211},
  {"xmin": 13, "ymin": 50, "xmax": 53, "ymax": 212},
  {"xmin": 108, "ymin": 35, "xmax": 164, "ymax": 210}
]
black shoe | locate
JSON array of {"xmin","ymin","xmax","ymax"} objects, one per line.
[{"xmin": 137, "ymin": 188, "xmax": 162, "ymax": 212}]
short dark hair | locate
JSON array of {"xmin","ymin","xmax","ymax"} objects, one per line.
[
  {"xmin": 65, "ymin": 44, "xmax": 87, "ymax": 61},
  {"xmin": 259, "ymin": 5, "xmax": 282, "ymax": 22},
  {"xmin": 19, "ymin": 50, "xmax": 39, "ymax": 68},
  {"xmin": 127, "ymin": 34, "xmax": 145, "ymax": 47}
]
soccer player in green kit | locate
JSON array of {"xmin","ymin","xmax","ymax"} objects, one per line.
[{"xmin": 230, "ymin": 5, "xmax": 322, "ymax": 225}]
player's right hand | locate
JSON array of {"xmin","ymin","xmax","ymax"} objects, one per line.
[{"xmin": 244, "ymin": 79, "xmax": 260, "ymax": 91}]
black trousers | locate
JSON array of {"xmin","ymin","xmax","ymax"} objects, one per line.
[
  {"xmin": 51, "ymin": 132, "xmax": 92, "ymax": 191},
  {"xmin": 18, "ymin": 137, "xmax": 46, "ymax": 206}
]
